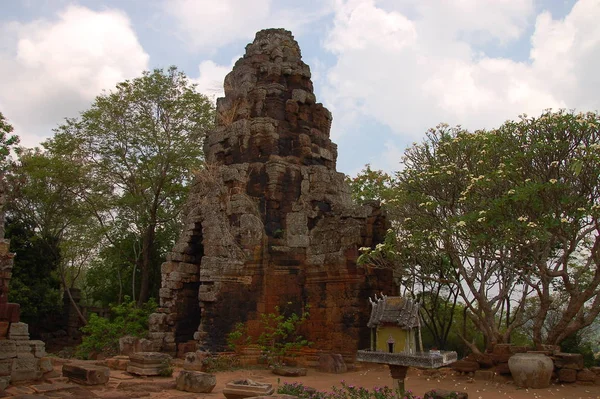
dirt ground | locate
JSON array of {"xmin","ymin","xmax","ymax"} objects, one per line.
[{"xmin": 6, "ymin": 363, "xmax": 600, "ymax": 399}]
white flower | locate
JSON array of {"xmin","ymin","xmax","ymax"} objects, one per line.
[
  {"xmin": 477, "ymin": 217, "xmax": 486, "ymax": 223},
  {"xmin": 549, "ymin": 179, "xmax": 558, "ymax": 184},
  {"xmin": 518, "ymin": 216, "xmax": 528, "ymax": 222},
  {"xmin": 507, "ymin": 189, "xmax": 516, "ymax": 195},
  {"xmin": 375, "ymin": 243, "xmax": 384, "ymax": 250},
  {"xmin": 527, "ymin": 222, "xmax": 538, "ymax": 228},
  {"xmin": 359, "ymin": 247, "xmax": 371, "ymax": 252},
  {"xmin": 456, "ymin": 221, "xmax": 467, "ymax": 227},
  {"xmin": 479, "ymin": 210, "xmax": 486, "ymax": 215},
  {"xmin": 577, "ymin": 207, "xmax": 586, "ymax": 212},
  {"xmin": 550, "ymin": 161, "xmax": 559, "ymax": 167},
  {"xmin": 561, "ymin": 218, "xmax": 569, "ymax": 223}
]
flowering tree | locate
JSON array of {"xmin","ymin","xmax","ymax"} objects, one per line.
[{"xmin": 359, "ymin": 110, "xmax": 600, "ymax": 350}]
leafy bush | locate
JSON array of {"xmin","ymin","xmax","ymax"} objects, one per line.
[
  {"xmin": 75, "ymin": 297, "xmax": 157, "ymax": 359},
  {"xmin": 227, "ymin": 304, "xmax": 311, "ymax": 366},
  {"xmin": 201, "ymin": 353, "xmax": 241, "ymax": 372},
  {"xmin": 277, "ymin": 381, "xmax": 423, "ymax": 399}
]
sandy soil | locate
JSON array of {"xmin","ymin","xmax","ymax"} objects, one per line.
[{"xmin": 79, "ymin": 364, "xmax": 600, "ymax": 399}]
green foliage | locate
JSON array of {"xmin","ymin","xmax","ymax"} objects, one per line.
[
  {"xmin": 226, "ymin": 305, "xmax": 311, "ymax": 366},
  {"xmin": 201, "ymin": 353, "xmax": 241, "ymax": 372},
  {"xmin": 76, "ymin": 297, "xmax": 157, "ymax": 359},
  {"xmin": 227, "ymin": 322, "xmax": 250, "ymax": 350},
  {"xmin": 360, "ymin": 110, "xmax": 600, "ymax": 350},
  {"xmin": 0, "ymin": 111, "xmax": 19, "ymax": 171},
  {"xmin": 347, "ymin": 164, "xmax": 392, "ymax": 205},
  {"xmin": 277, "ymin": 381, "xmax": 424, "ymax": 399},
  {"xmin": 158, "ymin": 358, "xmax": 174, "ymax": 377},
  {"xmin": 6, "ymin": 219, "xmax": 62, "ymax": 325}
]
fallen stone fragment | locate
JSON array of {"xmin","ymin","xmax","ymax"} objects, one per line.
[
  {"xmin": 176, "ymin": 370, "xmax": 216, "ymax": 393},
  {"xmin": 272, "ymin": 366, "xmax": 307, "ymax": 377},
  {"xmin": 318, "ymin": 354, "xmax": 347, "ymax": 373},
  {"xmin": 126, "ymin": 352, "xmax": 171, "ymax": 376},
  {"xmin": 62, "ymin": 363, "xmax": 110, "ymax": 385},
  {"xmin": 223, "ymin": 379, "xmax": 274, "ymax": 399}
]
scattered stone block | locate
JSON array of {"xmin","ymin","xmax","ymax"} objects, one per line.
[
  {"xmin": 106, "ymin": 356, "xmax": 130, "ymax": 370},
  {"xmin": 577, "ymin": 368, "xmax": 597, "ymax": 382},
  {"xmin": 474, "ymin": 370, "xmax": 494, "ymax": 381},
  {"xmin": 0, "ymin": 340, "xmax": 16, "ymax": 360},
  {"xmin": 558, "ymin": 368, "xmax": 577, "ymax": 383},
  {"xmin": 424, "ymin": 388, "xmax": 468, "ymax": 399},
  {"xmin": 272, "ymin": 366, "xmax": 307, "ymax": 376},
  {"xmin": 39, "ymin": 357, "xmax": 53, "ymax": 373},
  {"xmin": 318, "ymin": 353, "xmax": 347, "ymax": 373},
  {"xmin": 223, "ymin": 379, "xmax": 274, "ymax": 399},
  {"xmin": 127, "ymin": 352, "xmax": 171, "ymax": 376},
  {"xmin": 62, "ymin": 363, "xmax": 109, "ymax": 385},
  {"xmin": 495, "ymin": 362, "xmax": 511, "ymax": 375},
  {"xmin": 465, "ymin": 353, "xmax": 494, "ymax": 368},
  {"xmin": 31, "ymin": 382, "xmax": 76, "ymax": 393},
  {"xmin": 118, "ymin": 336, "xmax": 138, "ymax": 356},
  {"xmin": 8, "ymin": 322, "xmax": 30, "ymax": 340},
  {"xmin": 176, "ymin": 370, "xmax": 216, "ymax": 393},
  {"xmin": 183, "ymin": 351, "xmax": 209, "ymax": 371},
  {"xmin": 553, "ymin": 353, "xmax": 584, "ymax": 370},
  {"xmin": 451, "ymin": 360, "xmax": 479, "ymax": 373},
  {"xmin": 0, "ymin": 375, "xmax": 10, "ymax": 390},
  {"xmin": 12, "ymin": 358, "xmax": 41, "ymax": 382}
]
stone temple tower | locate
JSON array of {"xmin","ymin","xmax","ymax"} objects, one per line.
[{"xmin": 149, "ymin": 29, "xmax": 394, "ymax": 359}]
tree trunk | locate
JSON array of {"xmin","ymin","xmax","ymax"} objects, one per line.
[{"xmin": 137, "ymin": 223, "xmax": 156, "ymax": 306}]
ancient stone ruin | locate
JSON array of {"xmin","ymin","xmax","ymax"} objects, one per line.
[
  {"xmin": 149, "ymin": 28, "xmax": 394, "ymax": 358},
  {"xmin": 0, "ymin": 179, "xmax": 48, "ymax": 388}
]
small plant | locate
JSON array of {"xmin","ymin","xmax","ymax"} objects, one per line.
[
  {"xmin": 201, "ymin": 353, "xmax": 241, "ymax": 372},
  {"xmin": 75, "ymin": 296, "xmax": 157, "ymax": 359},
  {"xmin": 227, "ymin": 322, "xmax": 250, "ymax": 351},
  {"xmin": 158, "ymin": 358, "xmax": 173, "ymax": 377},
  {"xmin": 277, "ymin": 381, "xmax": 421, "ymax": 399}
]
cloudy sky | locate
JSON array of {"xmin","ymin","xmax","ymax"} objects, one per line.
[{"xmin": 1, "ymin": 0, "xmax": 598, "ymax": 175}]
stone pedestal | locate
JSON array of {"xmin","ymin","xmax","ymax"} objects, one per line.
[
  {"xmin": 126, "ymin": 352, "xmax": 171, "ymax": 376},
  {"xmin": 223, "ymin": 380, "xmax": 274, "ymax": 399}
]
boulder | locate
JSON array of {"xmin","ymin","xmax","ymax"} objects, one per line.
[
  {"xmin": 62, "ymin": 364, "xmax": 109, "ymax": 385},
  {"xmin": 424, "ymin": 389, "xmax": 468, "ymax": 399},
  {"xmin": 465, "ymin": 353, "xmax": 495, "ymax": 368},
  {"xmin": 176, "ymin": 370, "xmax": 216, "ymax": 393},
  {"xmin": 318, "ymin": 353, "xmax": 347, "ymax": 373}
]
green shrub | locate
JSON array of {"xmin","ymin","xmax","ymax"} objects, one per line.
[{"xmin": 75, "ymin": 297, "xmax": 157, "ymax": 359}]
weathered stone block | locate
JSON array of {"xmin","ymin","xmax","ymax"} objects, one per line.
[
  {"xmin": 11, "ymin": 357, "xmax": 41, "ymax": 382},
  {"xmin": 62, "ymin": 363, "xmax": 109, "ymax": 385},
  {"xmin": 127, "ymin": 352, "xmax": 171, "ymax": 376},
  {"xmin": 553, "ymin": 352, "xmax": 584, "ymax": 370},
  {"xmin": 272, "ymin": 366, "xmax": 307, "ymax": 377},
  {"xmin": 176, "ymin": 370, "xmax": 216, "ymax": 393},
  {"xmin": 451, "ymin": 360, "xmax": 480, "ymax": 373},
  {"xmin": 8, "ymin": 322, "xmax": 29, "ymax": 340},
  {"xmin": 577, "ymin": 368, "xmax": 597, "ymax": 382},
  {"xmin": 0, "ymin": 340, "xmax": 16, "ymax": 359},
  {"xmin": 558, "ymin": 368, "xmax": 577, "ymax": 382},
  {"xmin": 223, "ymin": 380, "xmax": 274, "ymax": 399},
  {"xmin": 318, "ymin": 353, "xmax": 347, "ymax": 373}
]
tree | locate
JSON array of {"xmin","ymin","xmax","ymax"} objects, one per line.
[
  {"xmin": 46, "ymin": 66, "xmax": 215, "ymax": 304},
  {"xmin": 346, "ymin": 164, "xmax": 392, "ymax": 205},
  {"xmin": 360, "ymin": 110, "xmax": 600, "ymax": 350}
]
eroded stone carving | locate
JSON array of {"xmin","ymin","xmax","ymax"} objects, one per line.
[{"xmin": 149, "ymin": 28, "xmax": 394, "ymax": 357}]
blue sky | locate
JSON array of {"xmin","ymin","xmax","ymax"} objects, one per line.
[{"xmin": 1, "ymin": 0, "xmax": 597, "ymax": 176}]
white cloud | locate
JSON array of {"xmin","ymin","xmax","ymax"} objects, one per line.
[
  {"xmin": 164, "ymin": 0, "xmax": 335, "ymax": 52},
  {"xmin": 0, "ymin": 5, "xmax": 149, "ymax": 147},
  {"xmin": 192, "ymin": 59, "xmax": 237, "ymax": 101},
  {"xmin": 323, "ymin": 0, "xmax": 599, "ymax": 144}
]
